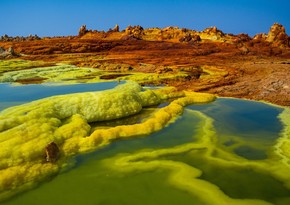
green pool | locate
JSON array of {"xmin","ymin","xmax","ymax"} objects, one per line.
[{"xmin": 0, "ymin": 82, "xmax": 290, "ymax": 205}]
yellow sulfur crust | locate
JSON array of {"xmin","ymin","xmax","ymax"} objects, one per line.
[{"xmin": 0, "ymin": 81, "xmax": 215, "ymax": 201}]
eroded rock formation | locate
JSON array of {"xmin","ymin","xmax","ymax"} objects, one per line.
[
  {"xmin": 266, "ymin": 23, "xmax": 289, "ymax": 47},
  {"xmin": 201, "ymin": 26, "xmax": 225, "ymax": 41},
  {"xmin": 0, "ymin": 46, "xmax": 20, "ymax": 59},
  {"xmin": 0, "ymin": 34, "xmax": 40, "ymax": 42},
  {"xmin": 112, "ymin": 24, "xmax": 119, "ymax": 32},
  {"xmin": 179, "ymin": 33, "xmax": 201, "ymax": 43},
  {"xmin": 254, "ymin": 23, "xmax": 289, "ymax": 47},
  {"xmin": 78, "ymin": 25, "xmax": 88, "ymax": 37},
  {"xmin": 125, "ymin": 25, "xmax": 144, "ymax": 39}
]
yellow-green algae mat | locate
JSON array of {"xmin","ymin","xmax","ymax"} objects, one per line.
[{"xmin": 0, "ymin": 81, "xmax": 290, "ymax": 205}]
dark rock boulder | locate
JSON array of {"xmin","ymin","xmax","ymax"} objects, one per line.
[
  {"xmin": 179, "ymin": 34, "xmax": 201, "ymax": 43},
  {"xmin": 179, "ymin": 34, "xmax": 192, "ymax": 42},
  {"xmin": 192, "ymin": 34, "xmax": 201, "ymax": 42},
  {"xmin": 45, "ymin": 142, "xmax": 60, "ymax": 163}
]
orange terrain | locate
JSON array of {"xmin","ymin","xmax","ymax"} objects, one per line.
[{"xmin": 1, "ymin": 23, "xmax": 290, "ymax": 106}]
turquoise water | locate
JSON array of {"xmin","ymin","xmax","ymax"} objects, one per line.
[
  {"xmin": 0, "ymin": 81, "xmax": 122, "ymax": 110},
  {"xmin": 1, "ymin": 83, "xmax": 289, "ymax": 205},
  {"xmin": 188, "ymin": 98, "xmax": 283, "ymax": 160}
]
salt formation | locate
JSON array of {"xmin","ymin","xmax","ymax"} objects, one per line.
[{"xmin": 0, "ymin": 81, "xmax": 215, "ymax": 201}]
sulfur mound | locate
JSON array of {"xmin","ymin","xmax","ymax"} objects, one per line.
[{"xmin": 0, "ymin": 81, "xmax": 215, "ymax": 201}]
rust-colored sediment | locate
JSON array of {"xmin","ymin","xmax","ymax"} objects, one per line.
[{"xmin": 1, "ymin": 23, "xmax": 289, "ymax": 106}]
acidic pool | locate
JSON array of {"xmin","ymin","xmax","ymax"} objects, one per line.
[{"xmin": 0, "ymin": 82, "xmax": 289, "ymax": 205}]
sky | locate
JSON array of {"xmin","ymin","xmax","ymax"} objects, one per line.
[{"xmin": 1, "ymin": 0, "xmax": 290, "ymax": 37}]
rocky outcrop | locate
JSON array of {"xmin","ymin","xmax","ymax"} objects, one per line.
[
  {"xmin": 73, "ymin": 23, "xmax": 289, "ymax": 47},
  {"xmin": 266, "ymin": 23, "xmax": 289, "ymax": 47},
  {"xmin": 201, "ymin": 26, "xmax": 225, "ymax": 41},
  {"xmin": 45, "ymin": 142, "xmax": 60, "ymax": 163},
  {"xmin": 236, "ymin": 33, "xmax": 252, "ymax": 42},
  {"xmin": 0, "ymin": 34, "xmax": 40, "ymax": 42},
  {"xmin": 253, "ymin": 33, "xmax": 267, "ymax": 42},
  {"xmin": 179, "ymin": 33, "xmax": 201, "ymax": 43},
  {"xmin": 1, "ymin": 23, "xmax": 288, "ymax": 60},
  {"xmin": 253, "ymin": 23, "xmax": 289, "ymax": 47},
  {"xmin": 125, "ymin": 25, "xmax": 144, "ymax": 39},
  {"xmin": 78, "ymin": 25, "xmax": 88, "ymax": 37},
  {"xmin": 107, "ymin": 24, "xmax": 120, "ymax": 33},
  {"xmin": 112, "ymin": 24, "xmax": 119, "ymax": 32},
  {"xmin": 0, "ymin": 46, "xmax": 20, "ymax": 59}
]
